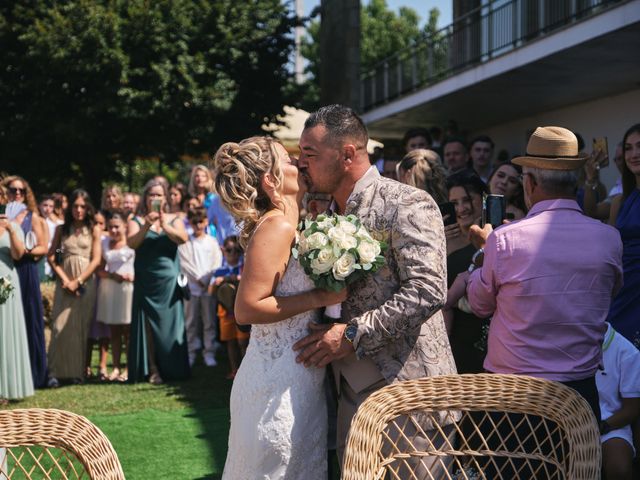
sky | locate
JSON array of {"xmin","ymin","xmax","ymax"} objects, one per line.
[{"xmin": 302, "ymin": 0, "xmax": 453, "ymax": 29}]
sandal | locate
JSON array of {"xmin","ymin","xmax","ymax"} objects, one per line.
[
  {"xmin": 108, "ymin": 368, "xmax": 121, "ymax": 382},
  {"xmin": 99, "ymin": 368, "xmax": 108, "ymax": 382},
  {"xmin": 149, "ymin": 372, "xmax": 163, "ymax": 385}
]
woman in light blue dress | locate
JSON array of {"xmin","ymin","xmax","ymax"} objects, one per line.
[{"xmin": 0, "ymin": 195, "xmax": 34, "ymax": 402}]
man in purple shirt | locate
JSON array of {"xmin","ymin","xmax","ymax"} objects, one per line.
[{"xmin": 464, "ymin": 126, "xmax": 623, "ymax": 418}]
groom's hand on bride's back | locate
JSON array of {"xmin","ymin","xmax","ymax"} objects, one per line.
[{"xmin": 292, "ymin": 322, "xmax": 353, "ymax": 368}]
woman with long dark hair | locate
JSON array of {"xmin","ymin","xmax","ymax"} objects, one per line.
[
  {"xmin": 607, "ymin": 123, "xmax": 640, "ymax": 348},
  {"xmin": 444, "ymin": 171, "xmax": 491, "ymax": 373},
  {"xmin": 487, "ymin": 162, "xmax": 527, "ymax": 220},
  {"xmin": 2, "ymin": 175, "xmax": 49, "ymax": 388},
  {"xmin": 46, "ymin": 189, "xmax": 102, "ymax": 386}
]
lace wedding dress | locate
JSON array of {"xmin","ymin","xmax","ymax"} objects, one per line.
[{"xmin": 222, "ymin": 258, "xmax": 327, "ymax": 480}]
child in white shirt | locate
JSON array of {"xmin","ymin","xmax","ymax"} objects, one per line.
[
  {"xmin": 178, "ymin": 207, "xmax": 223, "ymax": 367},
  {"xmin": 596, "ymin": 322, "xmax": 640, "ymax": 480}
]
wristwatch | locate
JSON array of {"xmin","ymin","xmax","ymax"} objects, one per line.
[
  {"xmin": 471, "ymin": 248, "xmax": 484, "ymax": 268},
  {"xmin": 344, "ymin": 324, "xmax": 358, "ymax": 344}
]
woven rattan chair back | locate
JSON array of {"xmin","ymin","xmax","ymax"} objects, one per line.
[
  {"xmin": 0, "ymin": 408, "xmax": 125, "ymax": 479},
  {"xmin": 342, "ymin": 374, "xmax": 601, "ymax": 480}
]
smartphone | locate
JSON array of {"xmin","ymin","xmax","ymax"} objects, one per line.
[
  {"xmin": 482, "ymin": 194, "xmax": 506, "ymax": 229},
  {"xmin": 592, "ymin": 137, "xmax": 609, "ymax": 167},
  {"xmin": 151, "ymin": 199, "xmax": 162, "ymax": 213},
  {"xmin": 0, "ymin": 204, "xmax": 5, "ymax": 216},
  {"xmin": 439, "ymin": 202, "xmax": 457, "ymax": 226}
]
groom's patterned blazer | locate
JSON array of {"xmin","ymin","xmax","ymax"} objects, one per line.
[{"xmin": 334, "ymin": 167, "xmax": 457, "ymax": 393}]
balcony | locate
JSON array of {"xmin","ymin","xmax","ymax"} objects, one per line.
[{"xmin": 360, "ymin": 0, "xmax": 640, "ymax": 138}]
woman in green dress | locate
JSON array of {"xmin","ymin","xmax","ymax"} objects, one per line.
[
  {"xmin": 0, "ymin": 189, "xmax": 34, "ymax": 402},
  {"xmin": 127, "ymin": 179, "xmax": 189, "ymax": 384}
]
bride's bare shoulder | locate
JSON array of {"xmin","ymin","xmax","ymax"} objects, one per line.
[{"xmin": 250, "ymin": 214, "xmax": 296, "ymax": 246}]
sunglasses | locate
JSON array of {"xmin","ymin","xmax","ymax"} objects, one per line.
[
  {"xmin": 9, "ymin": 187, "xmax": 26, "ymax": 195},
  {"xmin": 224, "ymin": 247, "xmax": 241, "ymax": 254}
]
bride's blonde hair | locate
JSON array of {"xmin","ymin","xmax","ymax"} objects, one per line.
[{"xmin": 212, "ymin": 136, "xmax": 284, "ymax": 247}]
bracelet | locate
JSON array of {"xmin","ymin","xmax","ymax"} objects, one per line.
[{"xmin": 585, "ymin": 179, "xmax": 599, "ymax": 190}]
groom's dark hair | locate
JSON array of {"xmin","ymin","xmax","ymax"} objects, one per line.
[{"xmin": 305, "ymin": 104, "xmax": 368, "ymax": 148}]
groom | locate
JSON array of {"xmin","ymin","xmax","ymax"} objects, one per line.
[{"xmin": 294, "ymin": 105, "xmax": 457, "ymax": 470}]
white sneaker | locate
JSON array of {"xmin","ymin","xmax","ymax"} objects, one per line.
[
  {"xmin": 47, "ymin": 377, "xmax": 60, "ymax": 388},
  {"xmin": 204, "ymin": 354, "xmax": 217, "ymax": 367}
]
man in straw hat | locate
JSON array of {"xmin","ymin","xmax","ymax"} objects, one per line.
[{"xmin": 462, "ymin": 126, "xmax": 623, "ymax": 418}]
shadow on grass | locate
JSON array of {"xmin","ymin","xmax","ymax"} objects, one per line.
[{"xmin": 163, "ymin": 353, "xmax": 234, "ymax": 480}]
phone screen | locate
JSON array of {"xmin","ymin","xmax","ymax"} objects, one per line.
[
  {"xmin": 0, "ymin": 204, "xmax": 6, "ymax": 216},
  {"xmin": 482, "ymin": 194, "xmax": 506, "ymax": 229},
  {"xmin": 592, "ymin": 137, "xmax": 609, "ymax": 167},
  {"xmin": 151, "ymin": 199, "xmax": 161, "ymax": 212},
  {"xmin": 439, "ymin": 202, "xmax": 457, "ymax": 226}
]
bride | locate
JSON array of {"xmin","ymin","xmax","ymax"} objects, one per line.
[{"xmin": 213, "ymin": 137, "xmax": 346, "ymax": 479}]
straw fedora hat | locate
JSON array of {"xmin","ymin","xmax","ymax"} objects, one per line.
[{"xmin": 512, "ymin": 126, "xmax": 588, "ymax": 170}]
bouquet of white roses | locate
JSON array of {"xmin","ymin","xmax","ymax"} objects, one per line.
[
  {"xmin": 292, "ymin": 214, "xmax": 386, "ymax": 293},
  {"xmin": 0, "ymin": 276, "xmax": 14, "ymax": 305}
]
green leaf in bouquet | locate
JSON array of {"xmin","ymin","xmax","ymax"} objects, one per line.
[
  {"xmin": 353, "ymin": 264, "xmax": 362, "ymax": 270},
  {"xmin": 291, "ymin": 247, "xmax": 299, "ymax": 259},
  {"xmin": 362, "ymin": 263, "xmax": 372, "ymax": 271}
]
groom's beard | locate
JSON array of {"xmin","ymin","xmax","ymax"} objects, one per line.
[{"xmin": 299, "ymin": 169, "xmax": 315, "ymax": 193}]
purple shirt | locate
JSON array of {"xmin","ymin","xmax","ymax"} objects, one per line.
[{"xmin": 467, "ymin": 199, "xmax": 623, "ymax": 381}]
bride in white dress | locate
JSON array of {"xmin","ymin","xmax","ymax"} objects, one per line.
[{"xmin": 212, "ymin": 137, "xmax": 346, "ymax": 479}]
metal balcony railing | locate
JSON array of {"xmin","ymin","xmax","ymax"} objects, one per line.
[{"xmin": 360, "ymin": 0, "xmax": 627, "ymax": 112}]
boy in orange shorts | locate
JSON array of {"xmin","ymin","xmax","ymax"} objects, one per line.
[{"xmin": 209, "ymin": 236, "xmax": 248, "ymax": 379}]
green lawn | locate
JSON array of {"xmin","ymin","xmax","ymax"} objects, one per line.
[{"xmin": 1, "ymin": 358, "xmax": 233, "ymax": 480}]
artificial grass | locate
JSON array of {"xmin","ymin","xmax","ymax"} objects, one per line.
[{"xmin": 1, "ymin": 358, "xmax": 233, "ymax": 480}]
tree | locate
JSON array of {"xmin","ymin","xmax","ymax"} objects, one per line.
[
  {"xmin": 0, "ymin": 0, "xmax": 299, "ymax": 199},
  {"xmin": 301, "ymin": 0, "xmax": 441, "ymax": 109}
]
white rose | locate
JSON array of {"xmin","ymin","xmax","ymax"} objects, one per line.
[
  {"xmin": 327, "ymin": 226, "xmax": 357, "ymax": 251},
  {"xmin": 356, "ymin": 239, "xmax": 381, "ymax": 265},
  {"xmin": 332, "ymin": 253, "xmax": 357, "ymax": 280},
  {"xmin": 356, "ymin": 227, "xmax": 374, "ymax": 242},
  {"xmin": 310, "ymin": 248, "xmax": 337, "ymax": 275},
  {"xmin": 337, "ymin": 220, "xmax": 357, "ymax": 235},
  {"xmin": 306, "ymin": 232, "xmax": 329, "ymax": 250},
  {"xmin": 315, "ymin": 217, "xmax": 335, "ymax": 232}
]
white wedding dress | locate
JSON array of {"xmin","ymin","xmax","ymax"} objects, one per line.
[{"xmin": 222, "ymin": 258, "xmax": 328, "ymax": 480}]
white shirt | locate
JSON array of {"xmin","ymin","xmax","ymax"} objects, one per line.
[
  {"xmin": 597, "ymin": 323, "xmax": 640, "ymax": 421},
  {"xmin": 178, "ymin": 234, "xmax": 223, "ymax": 296}
]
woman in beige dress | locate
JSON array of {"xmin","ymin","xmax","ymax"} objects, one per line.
[{"xmin": 47, "ymin": 189, "xmax": 102, "ymax": 387}]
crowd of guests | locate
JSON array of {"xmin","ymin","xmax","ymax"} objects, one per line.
[
  {"xmin": 0, "ymin": 118, "xmax": 638, "ymax": 478},
  {"xmin": 0, "ymin": 165, "xmax": 245, "ymax": 403},
  {"xmin": 374, "ymin": 122, "xmax": 639, "ymax": 480}
]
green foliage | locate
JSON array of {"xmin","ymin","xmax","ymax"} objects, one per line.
[
  {"xmin": 300, "ymin": 0, "xmax": 441, "ymax": 108},
  {"xmin": 0, "ymin": 0, "xmax": 299, "ymax": 199}
]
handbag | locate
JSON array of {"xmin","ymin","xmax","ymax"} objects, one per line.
[{"xmin": 176, "ymin": 273, "xmax": 191, "ymax": 301}]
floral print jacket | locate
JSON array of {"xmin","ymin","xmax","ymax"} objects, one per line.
[{"xmin": 341, "ymin": 167, "xmax": 457, "ymax": 385}]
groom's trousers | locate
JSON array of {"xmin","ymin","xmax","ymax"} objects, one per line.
[{"xmin": 337, "ymin": 376, "xmax": 456, "ymax": 479}]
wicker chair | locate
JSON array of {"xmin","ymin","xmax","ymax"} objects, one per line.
[
  {"xmin": 0, "ymin": 408, "xmax": 125, "ymax": 479},
  {"xmin": 342, "ymin": 374, "xmax": 601, "ymax": 480}
]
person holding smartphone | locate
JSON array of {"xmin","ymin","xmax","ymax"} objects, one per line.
[
  {"xmin": 127, "ymin": 179, "xmax": 189, "ymax": 385},
  {"xmin": 442, "ymin": 171, "xmax": 491, "ymax": 374},
  {"xmin": 0, "ymin": 186, "xmax": 34, "ymax": 403},
  {"xmin": 2, "ymin": 175, "xmax": 50, "ymax": 389}
]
